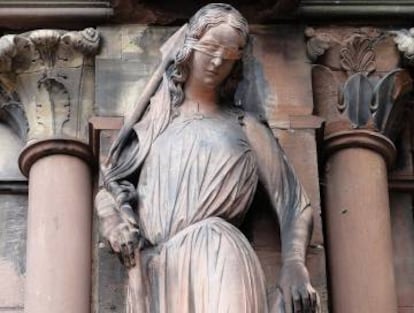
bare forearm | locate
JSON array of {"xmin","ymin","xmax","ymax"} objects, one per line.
[{"xmin": 281, "ymin": 205, "xmax": 313, "ymax": 264}]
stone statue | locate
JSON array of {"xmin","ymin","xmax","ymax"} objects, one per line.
[{"xmin": 95, "ymin": 3, "xmax": 319, "ymax": 313}]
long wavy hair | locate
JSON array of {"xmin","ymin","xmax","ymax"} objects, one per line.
[{"xmin": 103, "ymin": 4, "xmax": 250, "ymax": 218}]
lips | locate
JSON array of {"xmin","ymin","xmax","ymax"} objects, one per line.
[{"xmin": 206, "ymin": 69, "xmax": 218, "ymax": 76}]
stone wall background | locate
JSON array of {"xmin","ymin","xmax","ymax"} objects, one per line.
[
  {"xmin": 0, "ymin": 122, "xmax": 27, "ymax": 313},
  {"xmin": 390, "ymin": 113, "xmax": 414, "ymax": 313}
]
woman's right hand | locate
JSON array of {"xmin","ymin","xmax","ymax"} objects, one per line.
[{"xmin": 107, "ymin": 221, "xmax": 142, "ymax": 268}]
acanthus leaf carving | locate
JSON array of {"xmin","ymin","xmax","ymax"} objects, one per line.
[
  {"xmin": 35, "ymin": 77, "xmax": 70, "ymax": 137},
  {"xmin": 341, "ymin": 73, "xmax": 373, "ymax": 127},
  {"xmin": 308, "ymin": 26, "xmax": 412, "ymax": 143},
  {"xmin": 61, "ymin": 28, "xmax": 100, "ymax": 56},
  {"xmin": 305, "ymin": 27, "xmax": 383, "ymax": 68},
  {"xmin": 0, "ymin": 28, "xmax": 100, "ymax": 143},
  {"xmin": 29, "ymin": 30, "xmax": 61, "ymax": 68},
  {"xmin": 335, "ymin": 68, "xmax": 413, "ymax": 135},
  {"xmin": 372, "ymin": 69, "xmax": 413, "ymax": 141},
  {"xmin": 305, "ymin": 27, "xmax": 335, "ymax": 62},
  {"xmin": 0, "ymin": 35, "xmax": 17, "ymax": 72},
  {"xmin": 12, "ymin": 36, "xmax": 35, "ymax": 73},
  {"xmin": 340, "ymin": 37, "xmax": 376, "ymax": 76},
  {"xmin": 0, "ymin": 83, "xmax": 28, "ymax": 140}
]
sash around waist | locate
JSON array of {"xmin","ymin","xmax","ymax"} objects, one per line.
[{"xmin": 141, "ymin": 216, "xmax": 242, "ymax": 254}]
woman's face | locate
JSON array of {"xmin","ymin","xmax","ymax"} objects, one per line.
[{"xmin": 188, "ymin": 23, "xmax": 245, "ymax": 90}]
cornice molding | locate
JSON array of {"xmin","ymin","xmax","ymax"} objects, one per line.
[
  {"xmin": 0, "ymin": 1, "xmax": 113, "ymax": 29},
  {"xmin": 300, "ymin": 0, "xmax": 414, "ymax": 20}
]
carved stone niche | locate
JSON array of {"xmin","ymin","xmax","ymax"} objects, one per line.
[
  {"xmin": 306, "ymin": 27, "xmax": 412, "ymax": 149},
  {"xmin": 0, "ymin": 28, "xmax": 100, "ymax": 148}
]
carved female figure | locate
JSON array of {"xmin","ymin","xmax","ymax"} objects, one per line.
[{"xmin": 96, "ymin": 3, "xmax": 319, "ymax": 313}]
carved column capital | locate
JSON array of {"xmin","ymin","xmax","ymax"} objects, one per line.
[
  {"xmin": 306, "ymin": 26, "xmax": 413, "ymax": 165},
  {"xmin": 0, "ymin": 28, "xmax": 100, "ymax": 175},
  {"xmin": 0, "ymin": 28, "xmax": 100, "ymax": 143},
  {"xmin": 305, "ymin": 27, "xmax": 396, "ymax": 72}
]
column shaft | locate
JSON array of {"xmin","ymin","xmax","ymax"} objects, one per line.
[
  {"xmin": 325, "ymin": 146, "xmax": 397, "ymax": 313},
  {"xmin": 24, "ymin": 154, "xmax": 92, "ymax": 313}
]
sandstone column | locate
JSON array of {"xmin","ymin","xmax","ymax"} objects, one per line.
[
  {"xmin": 0, "ymin": 28, "xmax": 100, "ymax": 313},
  {"xmin": 307, "ymin": 27, "xmax": 413, "ymax": 313},
  {"xmin": 324, "ymin": 130, "xmax": 397, "ymax": 313}
]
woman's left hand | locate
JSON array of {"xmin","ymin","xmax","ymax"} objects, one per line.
[{"xmin": 270, "ymin": 260, "xmax": 320, "ymax": 313}]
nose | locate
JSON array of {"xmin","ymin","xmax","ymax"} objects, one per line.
[{"xmin": 211, "ymin": 56, "xmax": 223, "ymax": 68}]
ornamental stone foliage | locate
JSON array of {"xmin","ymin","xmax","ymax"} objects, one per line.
[{"xmin": 0, "ymin": 28, "xmax": 100, "ymax": 143}]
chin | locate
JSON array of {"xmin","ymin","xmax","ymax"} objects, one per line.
[{"xmin": 203, "ymin": 79, "xmax": 220, "ymax": 89}]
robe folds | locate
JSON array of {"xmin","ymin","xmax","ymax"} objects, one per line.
[
  {"xmin": 98, "ymin": 76, "xmax": 310, "ymax": 313},
  {"xmin": 134, "ymin": 113, "xmax": 268, "ymax": 313}
]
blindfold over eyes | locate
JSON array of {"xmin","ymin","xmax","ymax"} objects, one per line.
[{"xmin": 191, "ymin": 42, "xmax": 243, "ymax": 60}]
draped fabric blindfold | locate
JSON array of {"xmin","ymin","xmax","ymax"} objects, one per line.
[{"xmin": 188, "ymin": 39, "xmax": 243, "ymax": 60}]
